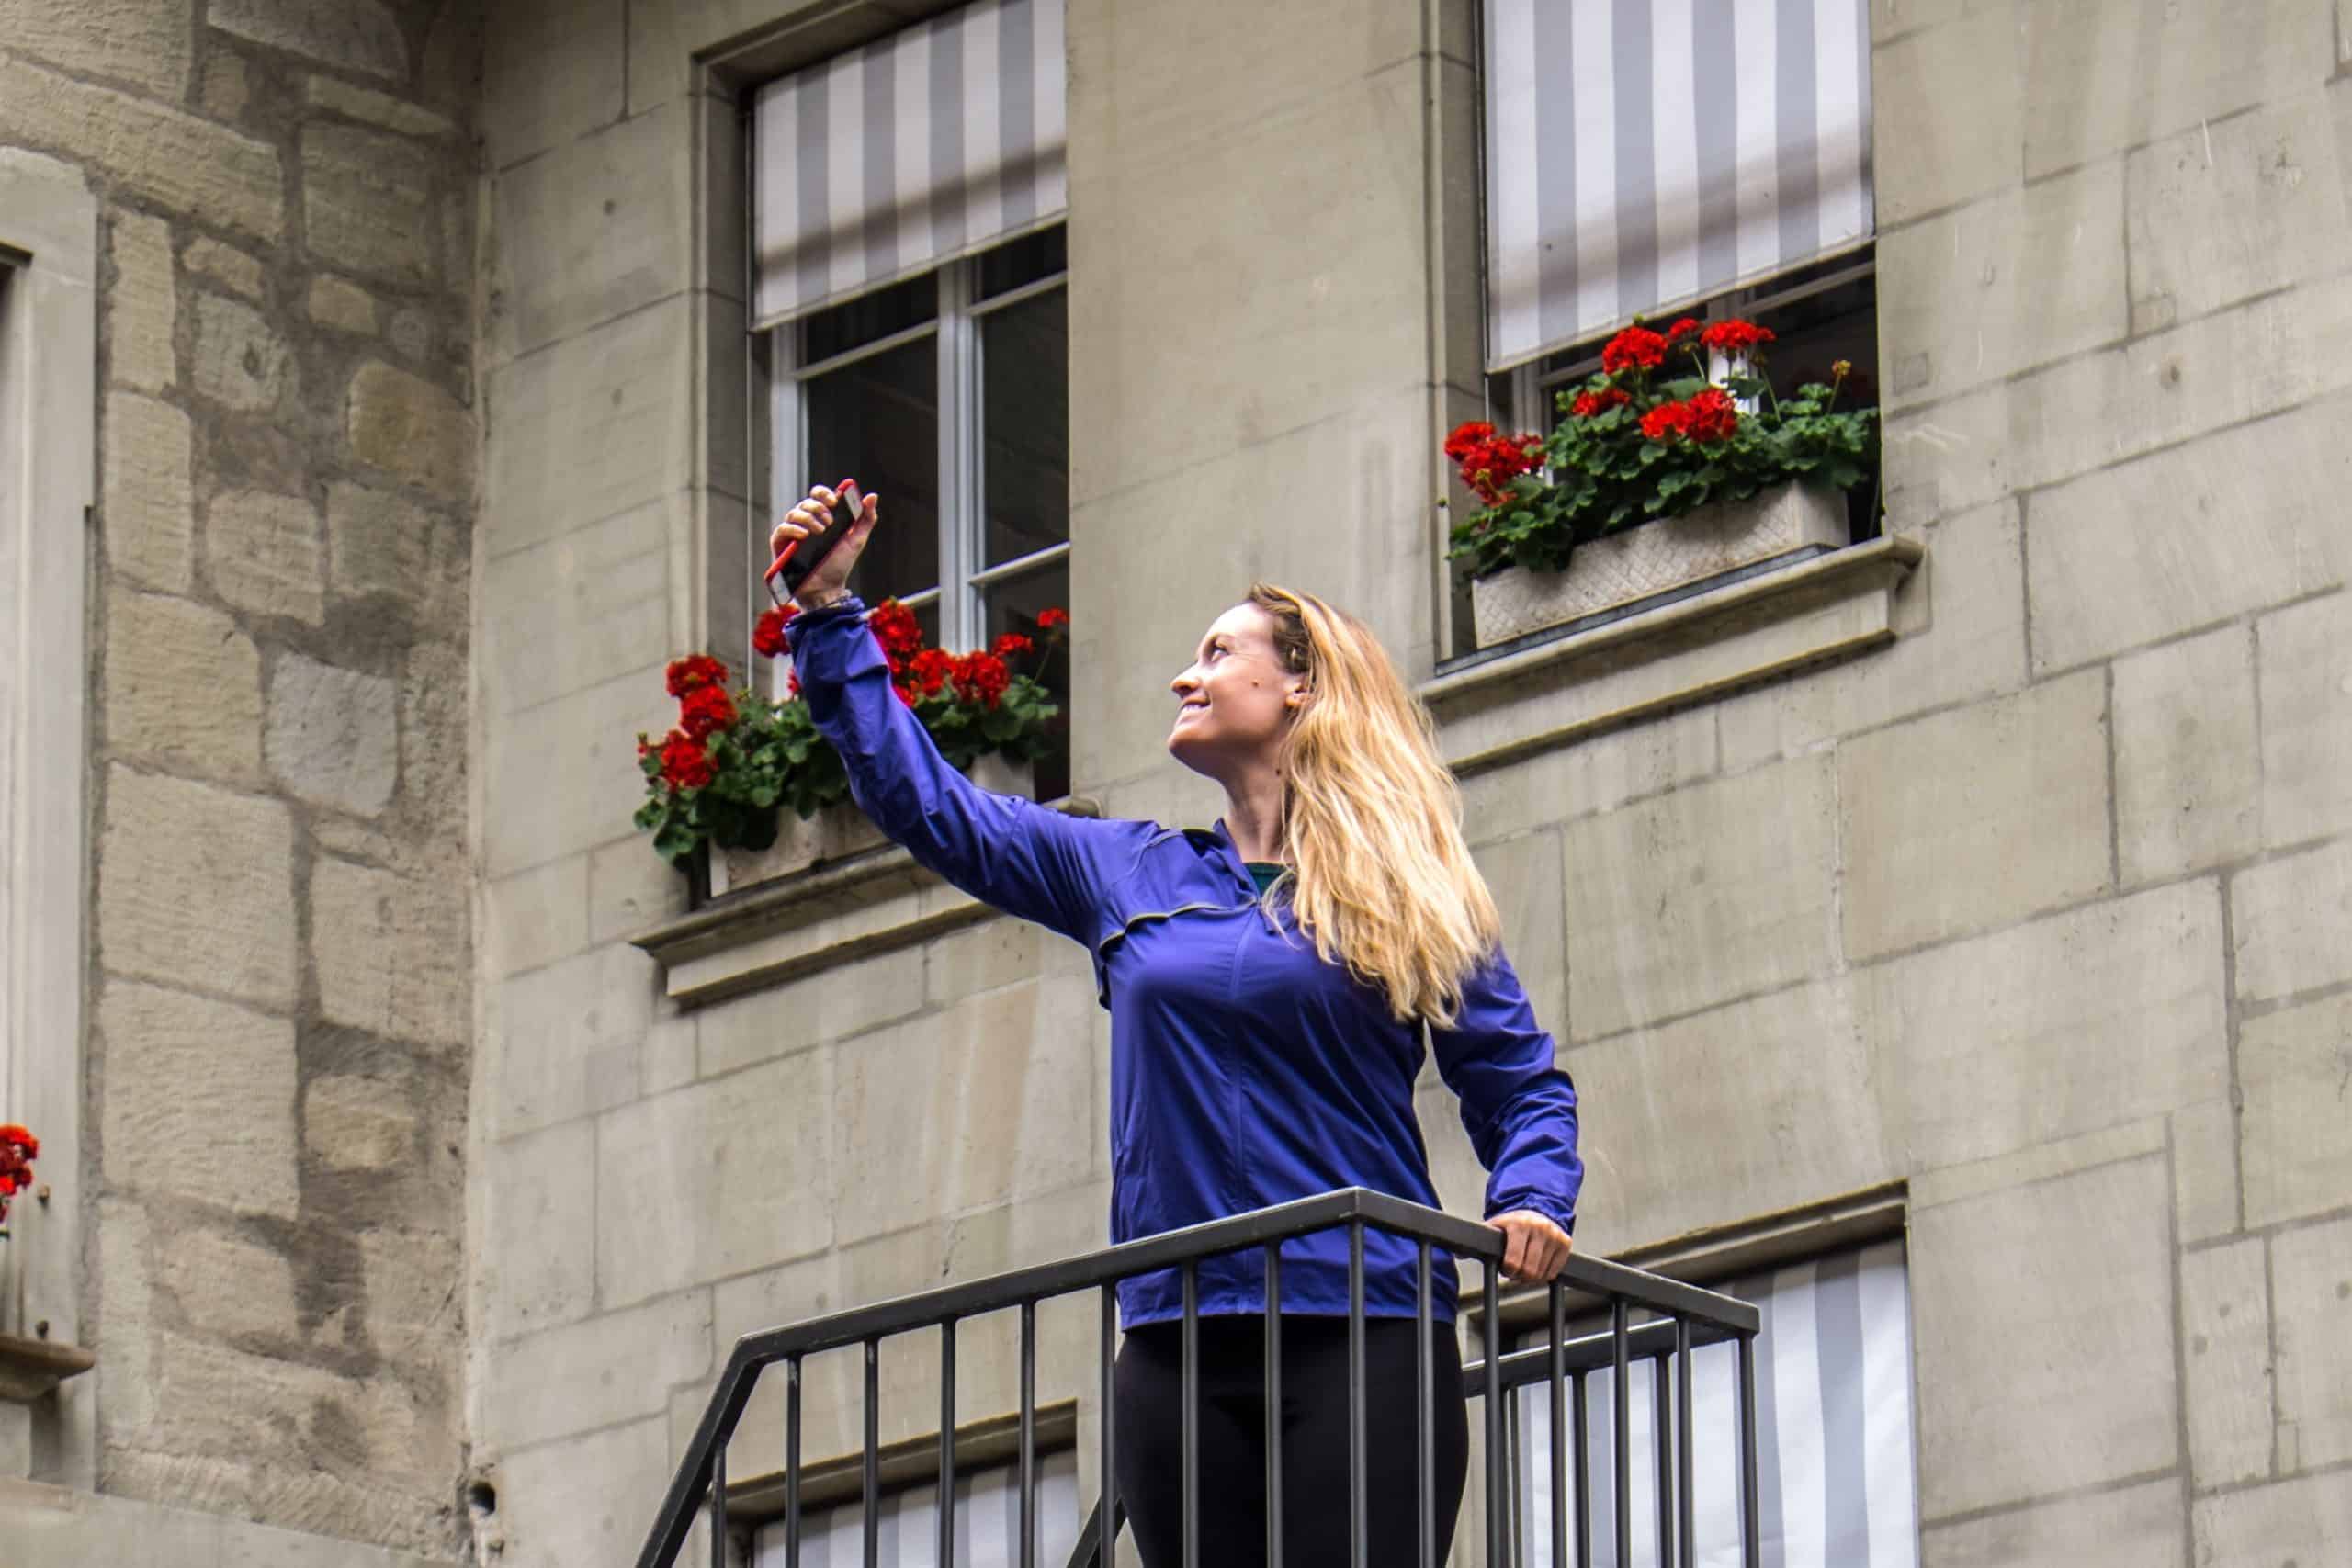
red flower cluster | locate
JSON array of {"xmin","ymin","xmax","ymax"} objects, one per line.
[
  {"xmin": 752, "ymin": 603, "xmax": 799, "ymax": 659},
  {"xmin": 1035, "ymin": 607, "xmax": 1069, "ymax": 632},
  {"xmin": 868, "ymin": 599, "xmax": 924, "ymax": 664},
  {"xmin": 1641, "ymin": 386, "xmax": 1741, "ymax": 444},
  {"xmin": 0, "ymin": 1123, "xmax": 37, "ymax": 1221},
  {"xmin": 665, "ymin": 654, "xmax": 728, "ymax": 697},
  {"xmin": 1600, "ymin": 325, "xmax": 1670, "ymax": 374},
  {"xmin": 679, "ymin": 684, "xmax": 737, "ymax": 740},
  {"xmin": 648, "ymin": 655, "xmax": 741, "ymax": 790},
  {"xmin": 953, "ymin": 653, "xmax": 1012, "ymax": 708},
  {"xmin": 992, "ymin": 632, "xmax": 1035, "ymax": 660},
  {"xmin": 857, "ymin": 599, "xmax": 1064, "ymax": 711},
  {"xmin": 659, "ymin": 733, "xmax": 715, "ymax": 789},
  {"xmin": 1443, "ymin": 421, "xmax": 1545, "ymax": 505},
  {"xmin": 1699, "ymin": 319, "xmax": 1775, "ymax": 355},
  {"xmin": 1569, "ymin": 387, "xmax": 1633, "ymax": 419}
]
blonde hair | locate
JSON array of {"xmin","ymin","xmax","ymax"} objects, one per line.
[{"xmin": 1250, "ymin": 582, "xmax": 1502, "ymax": 1027}]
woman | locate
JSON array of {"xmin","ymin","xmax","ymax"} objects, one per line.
[{"xmin": 771, "ymin": 482, "xmax": 1581, "ymax": 1568}]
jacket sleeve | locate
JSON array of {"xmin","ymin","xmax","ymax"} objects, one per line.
[
  {"xmin": 785, "ymin": 597, "xmax": 1150, "ymax": 945},
  {"xmin": 1429, "ymin": 947, "xmax": 1583, "ymax": 1234}
]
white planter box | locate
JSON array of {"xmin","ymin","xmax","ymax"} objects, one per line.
[
  {"xmin": 709, "ymin": 751, "xmax": 1034, "ymax": 897},
  {"xmin": 1469, "ymin": 480, "xmax": 1849, "ymax": 648}
]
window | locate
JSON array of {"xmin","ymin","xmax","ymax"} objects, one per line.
[
  {"xmin": 1508, "ymin": 1238, "xmax": 1918, "ymax": 1568},
  {"xmin": 751, "ymin": 1447, "xmax": 1082, "ymax": 1568}
]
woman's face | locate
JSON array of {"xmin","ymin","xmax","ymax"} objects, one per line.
[{"xmin": 1167, "ymin": 603, "xmax": 1305, "ymax": 773}]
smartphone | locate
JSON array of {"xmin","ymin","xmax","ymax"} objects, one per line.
[{"xmin": 764, "ymin": 480, "xmax": 860, "ymax": 604}]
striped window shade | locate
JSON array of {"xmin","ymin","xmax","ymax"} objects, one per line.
[
  {"xmin": 1481, "ymin": 0, "xmax": 1873, "ymax": 372},
  {"xmin": 752, "ymin": 0, "xmax": 1067, "ymax": 331}
]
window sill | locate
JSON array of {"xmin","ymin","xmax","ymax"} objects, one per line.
[
  {"xmin": 0, "ymin": 1331, "xmax": 94, "ymax": 1404},
  {"xmin": 1422, "ymin": 536, "xmax": 1924, "ymax": 776}
]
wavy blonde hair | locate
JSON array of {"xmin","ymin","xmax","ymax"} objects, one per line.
[{"xmin": 1250, "ymin": 582, "xmax": 1501, "ymax": 1027}]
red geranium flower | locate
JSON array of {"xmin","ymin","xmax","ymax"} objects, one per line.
[
  {"xmin": 992, "ymin": 632, "xmax": 1035, "ymax": 660},
  {"xmin": 1640, "ymin": 400, "xmax": 1693, "ymax": 442},
  {"xmin": 1600, "ymin": 325, "xmax": 1669, "ymax": 374},
  {"xmin": 1699, "ymin": 319, "xmax": 1775, "ymax": 355},
  {"xmin": 1443, "ymin": 421, "xmax": 1544, "ymax": 505},
  {"xmin": 752, "ymin": 605, "xmax": 797, "ymax": 659},
  {"xmin": 658, "ymin": 731, "xmax": 714, "ymax": 790},
  {"xmin": 1570, "ymin": 387, "xmax": 1633, "ymax": 419},
  {"xmin": 867, "ymin": 599, "xmax": 924, "ymax": 669},
  {"xmin": 1683, "ymin": 386, "xmax": 1740, "ymax": 443},
  {"xmin": 952, "ymin": 652, "xmax": 1012, "ymax": 709},
  {"xmin": 1035, "ymin": 606, "xmax": 1069, "ymax": 632},
  {"xmin": 909, "ymin": 647, "xmax": 956, "ymax": 697},
  {"xmin": 1667, "ymin": 318, "xmax": 1700, "ymax": 342},
  {"xmin": 678, "ymin": 685, "xmax": 737, "ymax": 740},
  {"xmin": 665, "ymin": 654, "xmax": 729, "ymax": 697}
]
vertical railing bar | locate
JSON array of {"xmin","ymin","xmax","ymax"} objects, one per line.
[
  {"xmin": 1738, "ymin": 1330, "xmax": 1761, "ymax": 1568},
  {"xmin": 1266, "ymin": 1241, "xmax": 1285, "ymax": 1568},
  {"xmin": 939, "ymin": 1319, "xmax": 957, "ymax": 1568},
  {"xmin": 1506, "ymin": 1380, "xmax": 1525, "ymax": 1568},
  {"xmin": 1416, "ymin": 1242, "xmax": 1434, "ymax": 1568},
  {"xmin": 1676, "ymin": 1316, "xmax": 1695, "ymax": 1568},
  {"xmin": 864, "ymin": 1337, "xmax": 881, "ymax": 1568},
  {"xmin": 786, "ymin": 1356, "xmax": 803, "ymax": 1568},
  {"xmin": 709, "ymin": 1436, "xmax": 728, "ymax": 1568},
  {"xmin": 1021, "ymin": 1300, "xmax": 1038, "ymax": 1568},
  {"xmin": 1100, "ymin": 1287, "xmax": 1118, "ymax": 1568},
  {"xmin": 1182, "ymin": 1260, "xmax": 1200, "ymax": 1568},
  {"xmin": 1654, "ymin": 1347, "xmax": 1673, "ymax": 1568},
  {"xmin": 1484, "ymin": 1263, "xmax": 1503, "ymax": 1567},
  {"xmin": 1611, "ymin": 1299, "xmax": 1630, "ymax": 1568},
  {"xmin": 1549, "ymin": 1282, "xmax": 1566, "ymax": 1568},
  {"xmin": 1571, "ymin": 1370, "xmax": 1590, "ymax": 1568},
  {"xmin": 1348, "ymin": 1220, "xmax": 1368, "ymax": 1568}
]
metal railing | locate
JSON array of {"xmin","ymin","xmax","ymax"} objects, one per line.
[{"xmin": 639, "ymin": 1188, "xmax": 1761, "ymax": 1568}]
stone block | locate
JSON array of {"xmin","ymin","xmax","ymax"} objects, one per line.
[
  {"xmin": 385, "ymin": 308, "xmax": 434, "ymax": 361},
  {"xmin": 2194, "ymin": 1471, "xmax": 2352, "ymax": 1565},
  {"xmin": 927, "ymin": 916, "xmax": 1046, "ymax": 1007},
  {"xmin": 304, "ymin": 1074, "xmax": 417, "ymax": 1171},
  {"xmin": 2109, "ymin": 625, "xmax": 2260, "ymax": 886},
  {"xmin": 324, "ymin": 483, "xmax": 468, "ymax": 632},
  {"xmin": 1459, "ymin": 702, "xmax": 1719, "ymax": 841},
  {"xmin": 831, "ymin": 979, "xmax": 1097, "ymax": 1246},
  {"xmin": 396, "ymin": 642, "xmax": 469, "ymax": 847},
  {"xmin": 484, "ymin": 857, "xmax": 591, "ymax": 980},
  {"xmin": 481, "ymin": 1121, "xmax": 596, "ymax": 1342},
  {"xmin": 1920, "ymin": 1474, "xmax": 2181, "ymax": 1568},
  {"xmin": 1839, "ymin": 670, "xmax": 2111, "ymax": 961},
  {"xmin": 1911, "ymin": 1115, "xmax": 2165, "ymax": 1213},
  {"xmin": 1562, "ymin": 753, "xmax": 1838, "ymax": 1040},
  {"xmin": 356, "ymin": 1227, "xmax": 462, "ymax": 1370},
  {"xmin": 490, "ymin": 1417, "xmax": 669, "ymax": 1568},
  {"xmin": 106, "ymin": 210, "xmax": 175, "ymax": 393},
  {"xmin": 95, "ymin": 1198, "xmax": 157, "ymax": 1438},
  {"xmin": 103, "ymin": 584, "xmax": 264, "ymax": 784},
  {"xmin": 102, "ymin": 392, "xmax": 194, "ymax": 592},
  {"xmin": 347, "ymin": 361, "xmax": 474, "ymax": 503},
  {"xmin": 0, "ymin": 0, "xmax": 193, "ymax": 99},
  {"xmin": 1909, "ymin": 1156, "xmax": 2177, "ymax": 1518},
  {"xmin": 1471, "ymin": 830, "xmax": 1565, "ymax": 1032},
  {"xmin": 2240, "ymin": 992, "xmax": 2352, "ymax": 1228},
  {"xmin": 2019, "ymin": 0, "xmax": 2331, "ymax": 179},
  {"xmin": 482, "ymin": 1292, "xmax": 711, "ymax": 1452},
  {"xmin": 596, "ymin": 1052, "xmax": 837, "ymax": 1308},
  {"xmin": 183, "ymin": 239, "xmax": 264, "ymax": 301},
  {"xmin": 310, "ymin": 855, "xmax": 469, "ymax": 1048},
  {"xmin": 484, "ymin": 663, "xmax": 675, "ymax": 878},
  {"xmin": 2173, "ymin": 1096, "xmax": 2241, "ymax": 1247},
  {"xmin": 267, "ymin": 653, "xmax": 397, "ymax": 817},
  {"xmin": 1561, "ymin": 980, "xmax": 1894, "ymax": 1250},
  {"xmin": 2233, "ymin": 837, "xmax": 2352, "ymax": 1005},
  {"xmin": 301, "ymin": 123, "xmax": 438, "ymax": 285},
  {"xmin": 1717, "ymin": 501, "xmax": 2027, "ymax": 769},
  {"xmin": 199, "ymin": 49, "xmax": 250, "ymax": 120},
  {"xmin": 2257, "ymin": 590, "xmax": 2352, "ymax": 846},
  {"xmin": 1871, "ymin": 7, "xmax": 2019, "ymax": 225},
  {"xmin": 491, "ymin": 946, "xmax": 654, "ymax": 1138},
  {"xmin": 484, "ymin": 299, "xmax": 690, "ymax": 556},
  {"xmin": 189, "ymin": 290, "xmax": 293, "ymax": 413},
  {"xmin": 207, "ymin": 489, "xmax": 324, "ymax": 626},
  {"xmin": 97, "ymin": 979, "xmax": 299, "ymax": 1218},
  {"xmin": 1870, "ymin": 880, "xmax": 2223, "ymax": 1169},
  {"xmin": 158, "ymin": 1227, "xmax": 300, "ymax": 1342},
  {"xmin": 1880, "ymin": 160, "xmax": 2124, "ymax": 412},
  {"xmin": 697, "ymin": 943, "xmax": 930, "ymax": 1078},
  {"xmin": 209, "ymin": 0, "xmax": 405, "ymax": 79},
  {"xmin": 481, "ymin": 498, "xmax": 673, "ymax": 716},
  {"xmin": 639, "ymin": 1011, "xmax": 696, "ymax": 1097},
  {"xmin": 99, "ymin": 766, "xmax": 297, "ymax": 1008},
  {"xmin": 482, "ymin": 0, "xmax": 625, "ymax": 168},
  {"xmin": 2184, "ymin": 1236, "xmax": 2276, "ymax": 1490},
  {"xmin": 2272, "ymin": 1214, "xmax": 2352, "ymax": 1471},
  {"xmin": 586, "ymin": 833, "xmax": 684, "ymax": 945},
  {"xmin": 489, "ymin": 99, "xmax": 687, "ymax": 363},
  {"xmin": 0, "ymin": 58, "xmax": 282, "ymax": 239},
  {"xmin": 2027, "ymin": 403, "xmax": 2351, "ymax": 674},
  {"xmin": 304, "ymin": 76, "xmax": 458, "ymax": 140},
  {"xmin": 308, "ymin": 276, "xmax": 379, "ymax": 335}
]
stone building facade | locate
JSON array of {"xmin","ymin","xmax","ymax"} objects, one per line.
[{"xmin": 4, "ymin": 1, "xmax": 2350, "ymax": 1566}]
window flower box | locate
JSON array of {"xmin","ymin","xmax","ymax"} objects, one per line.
[{"xmin": 707, "ymin": 752, "xmax": 1034, "ymax": 895}]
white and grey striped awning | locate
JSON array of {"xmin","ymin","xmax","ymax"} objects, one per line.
[
  {"xmin": 1481, "ymin": 0, "xmax": 1873, "ymax": 372},
  {"xmin": 752, "ymin": 0, "xmax": 1067, "ymax": 331}
]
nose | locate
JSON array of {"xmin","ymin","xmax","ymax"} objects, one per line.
[{"xmin": 1170, "ymin": 666, "xmax": 1201, "ymax": 700}]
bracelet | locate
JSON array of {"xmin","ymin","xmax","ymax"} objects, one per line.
[{"xmin": 795, "ymin": 586, "xmax": 851, "ymax": 614}]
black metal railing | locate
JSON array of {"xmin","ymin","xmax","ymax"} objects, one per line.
[{"xmin": 639, "ymin": 1188, "xmax": 1761, "ymax": 1568}]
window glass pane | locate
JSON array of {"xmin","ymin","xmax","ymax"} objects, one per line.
[
  {"xmin": 801, "ymin": 272, "xmax": 937, "ymax": 364},
  {"xmin": 983, "ymin": 559, "xmax": 1071, "ymax": 803},
  {"xmin": 753, "ymin": 1447, "xmax": 1082, "ymax": 1568},
  {"xmin": 804, "ymin": 335, "xmax": 940, "ymax": 607},
  {"xmin": 980, "ymin": 287, "xmax": 1069, "ymax": 569},
  {"xmin": 976, "ymin": 224, "xmax": 1067, "ymax": 301}
]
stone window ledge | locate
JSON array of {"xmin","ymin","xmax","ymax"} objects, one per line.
[
  {"xmin": 1422, "ymin": 536, "xmax": 1925, "ymax": 777},
  {"xmin": 0, "ymin": 1331, "xmax": 95, "ymax": 1404}
]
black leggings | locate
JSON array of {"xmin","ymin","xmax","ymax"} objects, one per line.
[{"xmin": 1113, "ymin": 1314, "xmax": 1469, "ymax": 1568}]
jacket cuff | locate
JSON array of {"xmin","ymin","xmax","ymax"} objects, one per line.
[
  {"xmin": 1486, "ymin": 1195, "xmax": 1577, "ymax": 1236},
  {"xmin": 782, "ymin": 593, "xmax": 867, "ymax": 654}
]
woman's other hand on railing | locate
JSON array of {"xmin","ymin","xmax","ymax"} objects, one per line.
[{"xmin": 1489, "ymin": 1210, "xmax": 1573, "ymax": 1282}]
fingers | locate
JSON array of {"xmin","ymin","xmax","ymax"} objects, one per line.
[
  {"xmin": 769, "ymin": 482, "xmax": 850, "ymax": 558},
  {"xmin": 1500, "ymin": 1221, "xmax": 1530, "ymax": 1281},
  {"xmin": 1493, "ymin": 1213, "xmax": 1574, "ymax": 1283}
]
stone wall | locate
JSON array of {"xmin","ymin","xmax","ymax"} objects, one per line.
[{"xmin": 0, "ymin": 0, "xmax": 481, "ymax": 1559}]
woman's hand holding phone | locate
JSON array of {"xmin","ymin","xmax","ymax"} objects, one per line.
[{"xmin": 769, "ymin": 480, "xmax": 879, "ymax": 610}]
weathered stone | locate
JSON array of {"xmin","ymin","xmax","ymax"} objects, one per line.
[
  {"xmin": 158, "ymin": 1227, "xmax": 301, "ymax": 1342},
  {"xmin": 303, "ymin": 1074, "xmax": 417, "ymax": 1171},
  {"xmin": 1910, "ymin": 1156, "xmax": 2177, "ymax": 1519},
  {"xmin": 307, "ymin": 276, "xmax": 379, "ymax": 336},
  {"xmin": 697, "ymin": 944, "xmax": 928, "ymax": 1078},
  {"xmin": 356, "ymin": 1227, "xmax": 462, "ymax": 1367},
  {"xmin": 385, "ymin": 308, "xmax": 434, "ymax": 362},
  {"xmin": 1459, "ymin": 702, "xmax": 1719, "ymax": 842},
  {"xmin": 480, "ymin": 498, "xmax": 673, "ymax": 715},
  {"xmin": 1911, "ymin": 1117, "xmax": 2165, "ymax": 1214},
  {"xmin": 0, "ymin": 0, "xmax": 193, "ymax": 103},
  {"xmin": 95, "ymin": 1198, "xmax": 157, "ymax": 1439},
  {"xmin": 198, "ymin": 48, "xmax": 250, "ymax": 121},
  {"xmin": 304, "ymin": 76, "xmax": 458, "ymax": 140},
  {"xmin": 107, "ymin": 210, "xmax": 175, "ymax": 393},
  {"xmin": 99, "ymin": 767, "xmax": 297, "ymax": 1008},
  {"xmin": 266, "ymin": 653, "xmax": 397, "ymax": 817},
  {"xmin": 301, "ymin": 123, "xmax": 437, "ymax": 285},
  {"xmin": 2109, "ymin": 626, "xmax": 2260, "ymax": 886},
  {"xmin": 190, "ymin": 291, "xmax": 293, "ymax": 413},
  {"xmin": 481, "ymin": 0, "xmax": 626, "ymax": 168},
  {"xmin": 1920, "ymin": 1475, "xmax": 2182, "ymax": 1568},
  {"xmin": 0, "ymin": 58, "xmax": 283, "ymax": 240},
  {"xmin": 2193, "ymin": 1471, "xmax": 2352, "ymax": 1568},
  {"xmin": 2257, "ymin": 590, "xmax": 2352, "ymax": 847},
  {"xmin": 489, "ymin": 1417, "xmax": 669, "ymax": 1568},
  {"xmin": 637, "ymin": 1012, "xmax": 696, "ymax": 1098},
  {"xmin": 586, "ymin": 833, "xmax": 684, "ymax": 946},
  {"xmin": 1869, "ymin": 881, "xmax": 2224, "ymax": 1169},
  {"xmin": 2272, "ymin": 1214, "xmax": 2352, "ymax": 1472},
  {"xmin": 596, "ymin": 1051, "xmax": 837, "ymax": 1308},
  {"xmin": 324, "ymin": 482, "xmax": 467, "ymax": 631},
  {"xmin": 2239, "ymin": 991, "xmax": 2352, "ymax": 1228},
  {"xmin": 98, "ymin": 979, "xmax": 299, "ymax": 1218},
  {"xmin": 927, "ymin": 917, "xmax": 1046, "ymax": 1007},
  {"xmin": 1839, "ymin": 670, "xmax": 2111, "ymax": 961},
  {"xmin": 2173, "ymin": 1096, "xmax": 2241, "ymax": 1247},
  {"xmin": 484, "ymin": 664, "xmax": 673, "ymax": 879},
  {"xmin": 2232, "ymin": 836, "xmax": 2352, "ymax": 1004},
  {"xmin": 481, "ymin": 1122, "xmax": 596, "ymax": 1343},
  {"xmin": 2027, "ymin": 403, "xmax": 2351, "ymax": 674},
  {"xmin": 2183, "ymin": 1235, "xmax": 2279, "ymax": 1495},
  {"xmin": 209, "ymin": 0, "xmax": 405, "ymax": 80},
  {"xmin": 207, "ymin": 488, "xmax": 325, "ymax": 626},
  {"xmin": 490, "ymin": 947, "xmax": 653, "ymax": 1138},
  {"xmin": 103, "ymin": 585, "xmax": 264, "ymax": 784},
  {"xmin": 310, "ymin": 855, "xmax": 468, "ymax": 1048},
  {"xmin": 1472, "ymin": 830, "xmax": 1565, "ymax": 1031},
  {"xmin": 347, "ymin": 361, "xmax": 473, "ymax": 502},
  {"xmin": 103, "ymin": 392, "xmax": 195, "ymax": 592},
  {"xmin": 182, "ymin": 238, "xmax": 265, "ymax": 302},
  {"xmin": 1871, "ymin": 7, "xmax": 2018, "ymax": 225},
  {"xmin": 397, "ymin": 641, "xmax": 469, "ymax": 846},
  {"xmin": 482, "ymin": 1292, "xmax": 710, "ymax": 1451},
  {"xmin": 1563, "ymin": 753, "xmax": 1838, "ymax": 1041},
  {"xmin": 483, "ymin": 857, "xmax": 591, "ymax": 980}
]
